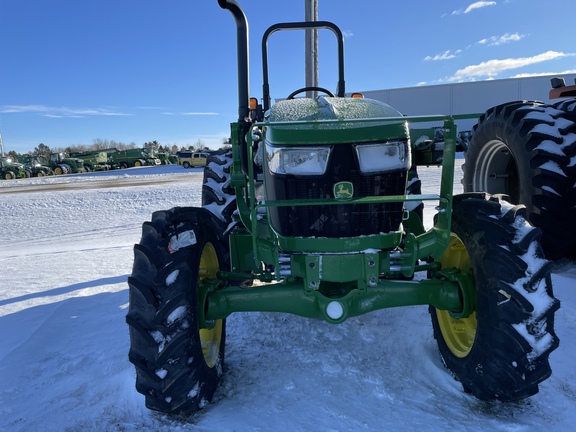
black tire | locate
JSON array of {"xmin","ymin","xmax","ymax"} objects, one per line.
[
  {"xmin": 553, "ymin": 97, "xmax": 576, "ymax": 122},
  {"xmin": 126, "ymin": 207, "xmax": 227, "ymax": 414},
  {"xmin": 183, "ymin": 161, "xmax": 191, "ymax": 169},
  {"xmin": 406, "ymin": 165, "xmax": 424, "ymax": 225},
  {"xmin": 202, "ymin": 150, "xmax": 237, "ymax": 226},
  {"xmin": 54, "ymin": 165, "xmax": 67, "ymax": 175},
  {"xmin": 463, "ymin": 100, "xmax": 576, "ymax": 259},
  {"xmin": 430, "ymin": 193, "xmax": 560, "ymax": 401},
  {"xmin": 25, "ymin": 169, "xmax": 32, "ymax": 178},
  {"xmin": 3, "ymin": 170, "xmax": 16, "ymax": 180},
  {"xmin": 120, "ymin": 162, "xmax": 129, "ymax": 169}
]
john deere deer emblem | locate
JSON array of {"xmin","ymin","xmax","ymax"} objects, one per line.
[{"xmin": 333, "ymin": 181, "xmax": 354, "ymax": 200}]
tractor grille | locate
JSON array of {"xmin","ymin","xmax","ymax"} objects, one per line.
[{"xmin": 264, "ymin": 145, "xmax": 407, "ymax": 238}]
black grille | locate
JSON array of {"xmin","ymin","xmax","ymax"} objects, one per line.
[{"xmin": 264, "ymin": 144, "xmax": 407, "ymax": 238}]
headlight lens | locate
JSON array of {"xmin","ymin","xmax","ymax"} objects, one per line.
[
  {"xmin": 266, "ymin": 143, "xmax": 331, "ymax": 175},
  {"xmin": 354, "ymin": 141, "xmax": 411, "ymax": 173}
]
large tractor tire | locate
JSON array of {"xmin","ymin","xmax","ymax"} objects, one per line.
[
  {"xmin": 3, "ymin": 170, "xmax": 16, "ymax": 180},
  {"xmin": 202, "ymin": 150, "xmax": 237, "ymax": 227},
  {"xmin": 463, "ymin": 100, "xmax": 576, "ymax": 259},
  {"xmin": 54, "ymin": 164, "xmax": 69, "ymax": 175},
  {"xmin": 553, "ymin": 97, "xmax": 576, "ymax": 122},
  {"xmin": 127, "ymin": 207, "xmax": 228, "ymax": 414},
  {"xmin": 430, "ymin": 193, "xmax": 559, "ymax": 401},
  {"xmin": 406, "ymin": 165, "xmax": 424, "ymax": 228}
]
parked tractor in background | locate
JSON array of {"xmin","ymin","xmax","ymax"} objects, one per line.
[
  {"xmin": 127, "ymin": 0, "xmax": 560, "ymax": 415},
  {"xmin": 108, "ymin": 147, "xmax": 161, "ymax": 169},
  {"xmin": 49, "ymin": 152, "xmax": 85, "ymax": 175},
  {"xmin": 0, "ymin": 156, "xmax": 28, "ymax": 179},
  {"xmin": 157, "ymin": 152, "xmax": 177, "ymax": 165},
  {"xmin": 463, "ymin": 76, "xmax": 576, "ymax": 260},
  {"xmin": 17, "ymin": 155, "xmax": 53, "ymax": 177},
  {"xmin": 69, "ymin": 150, "xmax": 111, "ymax": 171}
]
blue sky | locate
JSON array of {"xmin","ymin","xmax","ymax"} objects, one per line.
[{"xmin": 1, "ymin": 0, "xmax": 575, "ymax": 154}]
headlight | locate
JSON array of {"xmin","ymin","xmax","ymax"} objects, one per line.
[
  {"xmin": 354, "ymin": 141, "xmax": 410, "ymax": 174},
  {"xmin": 266, "ymin": 143, "xmax": 331, "ymax": 175}
]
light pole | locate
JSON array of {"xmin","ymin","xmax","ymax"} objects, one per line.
[{"xmin": 305, "ymin": 0, "xmax": 318, "ymax": 98}]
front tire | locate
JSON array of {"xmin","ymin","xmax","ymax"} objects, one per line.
[
  {"xmin": 463, "ymin": 101, "xmax": 576, "ymax": 259},
  {"xmin": 430, "ymin": 193, "xmax": 560, "ymax": 401},
  {"xmin": 126, "ymin": 207, "xmax": 227, "ymax": 414}
]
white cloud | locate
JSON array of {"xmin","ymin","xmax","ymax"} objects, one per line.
[
  {"xmin": 449, "ymin": 50, "xmax": 575, "ymax": 81},
  {"xmin": 0, "ymin": 105, "xmax": 130, "ymax": 117},
  {"xmin": 342, "ymin": 30, "xmax": 354, "ymax": 39},
  {"xmin": 424, "ymin": 50, "xmax": 461, "ymax": 61},
  {"xmin": 453, "ymin": 1, "xmax": 497, "ymax": 15},
  {"xmin": 512, "ymin": 69, "xmax": 576, "ymax": 78},
  {"xmin": 478, "ymin": 33, "xmax": 524, "ymax": 46}
]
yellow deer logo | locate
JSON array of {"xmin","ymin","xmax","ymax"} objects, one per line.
[{"xmin": 333, "ymin": 181, "xmax": 354, "ymax": 200}]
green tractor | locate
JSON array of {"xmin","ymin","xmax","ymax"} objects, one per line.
[
  {"xmin": 0, "ymin": 156, "xmax": 28, "ymax": 179},
  {"xmin": 127, "ymin": 0, "xmax": 560, "ymax": 414},
  {"xmin": 17, "ymin": 155, "xmax": 53, "ymax": 177},
  {"xmin": 49, "ymin": 152, "xmax": 85, "ymax": 175}
]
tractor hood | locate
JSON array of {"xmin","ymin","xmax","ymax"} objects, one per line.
[
  {"xmin": 268, "ymin": 96, "xmax": 403, "ymax": 122},
  {"xmin": 264, "ymin": 96, "xmax": 409, "ymax": 145}
]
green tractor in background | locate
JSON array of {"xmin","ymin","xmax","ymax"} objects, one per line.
[
  {"xmin": 0, "ymin": 156, "xmax": 28, "ymax": 179},
  {"xmin": 127, "ymin": 0, "xmax": 560, "ymax": 414},
  {"xmin": 49, "ymin": 152, "xmax": 85, "ymax": 175},
  {"xmin": 17, "ymin": 155, "xmax": 53, "ymax": 177}
]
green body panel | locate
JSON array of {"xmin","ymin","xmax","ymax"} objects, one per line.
[
  {"xmin": 70, "ymin": 151, "xmax": 111, "ymax": 171},
  {"xmin": 265, "ymin": 97, "xmax": 409, "ymax": 145},
  {"xmin": 108, "ymin": 148, "xmax": 161, "ymax": 168}
]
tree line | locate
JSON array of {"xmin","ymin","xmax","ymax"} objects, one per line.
[{"xmin": 5, "ymin": 138, "xmax": 224, "ymax": 160}]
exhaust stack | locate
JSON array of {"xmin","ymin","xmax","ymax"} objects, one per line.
[{"xmin": 218, "ymin": 0, "xmax": 250, "ymax": 123}]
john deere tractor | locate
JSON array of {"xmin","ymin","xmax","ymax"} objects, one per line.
[{"xmin": 127, "ymin": 0, "xmax": 560, "ymax": 414}]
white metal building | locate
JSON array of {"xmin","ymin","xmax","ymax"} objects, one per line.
[{"xmin": 359, "ymin": 73, "xmax": 576, "ymax": 130}]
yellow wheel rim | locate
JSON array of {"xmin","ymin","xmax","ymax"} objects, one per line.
[
  {"xmin": 436, "ymin": 233, "xmax": 477, "ymax": 358},
  {"xmin": 198, "ymin": 242, "xmax": 222, "ymax": 368}
]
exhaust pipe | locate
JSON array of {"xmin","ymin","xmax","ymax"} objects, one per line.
[{"xmin": 218, "ymin": 0, "xmax": 250, "ymax": 123}]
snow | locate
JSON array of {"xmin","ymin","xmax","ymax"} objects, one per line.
[{"xmin": 1, "ymin": 162, "xmax": 576, "ymax": 431}]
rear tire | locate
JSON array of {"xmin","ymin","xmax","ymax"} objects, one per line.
[
  {"xmin": 430, "ymin": 193, "xmax": 559, "ymax": 401},
  {"xmin": 202, "ymin": 150, "xmax": 237, "ymax": 226},
  {"xmin": 553, "ymin": 97, "xmax": 576, "ymax": 121},
  {"xmin": 127, "ymin": 207, "xmax": 227, "ymax": 414},
  {"xmin": 463, "ymin": 101, "xmax": 576, "ymax": 259}
]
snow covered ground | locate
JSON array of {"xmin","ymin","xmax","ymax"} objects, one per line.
[{"xmin": 1, "ymin": 162, "xmax": 575, "ymax": 432}]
